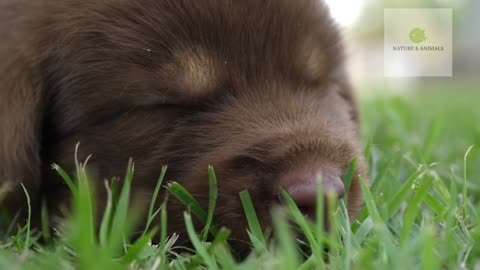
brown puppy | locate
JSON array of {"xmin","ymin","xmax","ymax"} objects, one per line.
[{"xmin": 0, "ymin": 0, "xmax": 367, "ymax": 251}]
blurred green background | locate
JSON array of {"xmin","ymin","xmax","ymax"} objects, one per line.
[
  {"xmin": 325, "ymin": 0, "xmax": 478, "ymax": 89},
  {"xmin": 324, "ymin": 0, "xmax": 479, "ymax": 198}
]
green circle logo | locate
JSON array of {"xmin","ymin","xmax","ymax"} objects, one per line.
[{"xmin": 409, "ymin": 28, "xmax": 427, "ymax": 44}]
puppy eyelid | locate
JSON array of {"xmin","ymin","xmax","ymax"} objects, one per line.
[{"xmin": 229, "ymin": 155, "xmax": 268, "ymax": 171}]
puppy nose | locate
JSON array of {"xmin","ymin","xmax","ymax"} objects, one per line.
[{"xmin": 279, "ymin": 169, "xmax": 345, "ymax": 218}]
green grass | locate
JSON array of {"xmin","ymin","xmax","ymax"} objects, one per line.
[{"xmin": 1, "ymin": 90, "xmax": 479, "ymax": 269}]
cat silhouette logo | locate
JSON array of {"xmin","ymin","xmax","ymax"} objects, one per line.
[{"xmin": 409, "ymin": 28, "xmax": 427, "ymax": 44}]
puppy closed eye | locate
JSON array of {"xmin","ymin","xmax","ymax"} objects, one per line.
[{"xmin": 228, "ymin": 155, "xmax": 273, "ymax": 172}]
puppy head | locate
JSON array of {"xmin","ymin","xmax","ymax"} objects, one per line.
[{"xmin": 1, "ymin": 0, "xmax": 368, "ymax": 251}]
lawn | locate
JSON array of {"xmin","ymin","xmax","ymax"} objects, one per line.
[{"xmin": 1, "ymin": 86, "xmax": 479, "ymax": 270}]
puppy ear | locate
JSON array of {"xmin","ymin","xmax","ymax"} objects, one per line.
[{"xmin": 0, "ymin": 55, "xmax": 43, "ymax": 216}]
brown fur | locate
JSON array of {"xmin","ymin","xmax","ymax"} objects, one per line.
[{"xmin": 0, "ymin": 0, "xmax": 367, "ymax": 253}]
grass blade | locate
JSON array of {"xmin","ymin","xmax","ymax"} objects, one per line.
[
  {"xmin": 422, "ymin": 226, "xmax": 439, "ymax": 270},
  {"xmin": 52, "ymin": 164, "xmax": 78, "ymax": 196},
  {"xmin": 239, "ymin": 190, "xmax": 265, "ymax": 244},
  {"xmin": 167, "ymin": 182, "xmax": 208, "ymax": 226},
  {"xmin": 272, "ymin": 208, "xmax": 301, "ymax": 270},
  {"xmin": 99, "ymin": 180, "xmax": 114, "ymax": 247},
  {"xmin": 384, "ymin": 166, "xmax": 427, "ymax": 219},
  {"xmin": 121, "ymin": 228, "xmax": 158, "ymax": 264},
  {"xmin": 107, "ymin": 159, "xmax": 136, "ymax": 251},
  {"xmin": 400, "ymin": 176, "xmax": 434, "ymax": 245},
  {"xmin": 144, "ymin": 166, "xmax": 167, "ymax": 234},
  {"xmin": 342, "ymin": 158, "xmax": 358, "ymax": 205},
  {"xmin": 202, "ymin": 166, "xmax": 218, "ymax": 241},
  {"xmin": 359, "ymin": 177, "xmax": 383, "ymax": 225},
  {"xmin": 280, "ymin": 189, "xmax": 322, "ymax": 262},
  {"xmin": 20, "ymin": 184, "xmax": 31, "ymax": 251},
  {"xmin": 184, "ymin": 212, "xmax": 217, "ymax": 269},
  {"xmin": 316, "ymin": 176, "xmax": 326, "ymax": 269}
]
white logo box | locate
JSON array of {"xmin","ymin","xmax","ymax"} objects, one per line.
[{"xmin": 384, "ymin": 8, "xmax": 453, "ymax": 77}]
